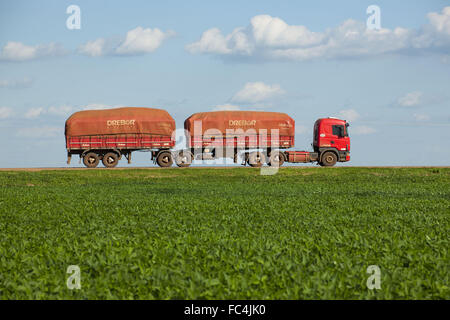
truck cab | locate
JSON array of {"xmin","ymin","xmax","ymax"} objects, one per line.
[{"xmin": 313, "ymin": 117, "xmax": 350, "ymax": 166}]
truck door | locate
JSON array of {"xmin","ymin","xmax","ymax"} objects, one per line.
[
  {"xmin": 318, "ymin": 122, "xmax": 334, "ymax": 148},
  {"xmin": 331, "ymin": 124, "xmax": 347, "ymax": 151}
]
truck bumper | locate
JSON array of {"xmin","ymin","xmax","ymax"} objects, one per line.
[{"xmin": 338, "ymin": 151, "xmax": 350, "ymax": 162}]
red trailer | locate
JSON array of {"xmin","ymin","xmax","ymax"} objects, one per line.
[
  {"xmin": 65, "ymin": 107, "xmax": 176, "ymax": 168},
  {"xmin": 175, "ymin": 111, "xmax": 350, "ymax": 167}
]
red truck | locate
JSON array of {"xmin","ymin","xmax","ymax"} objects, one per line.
[
  {"xmin": 177, "ymin": 111, "xmax": 350, "ymax": 167},
  {"xmin": 65, "ymin": 108, "xmax": 350, "ymax": 168}
]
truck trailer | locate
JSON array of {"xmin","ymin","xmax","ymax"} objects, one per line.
[
  {"xmin": 176, "ymin": 111, "xmax": 350, "ymax": 168},
  {"xmin": 65, "ymin": 107, "xmax": 176, "ymax": 168}
]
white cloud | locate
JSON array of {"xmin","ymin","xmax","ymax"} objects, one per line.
[
  {"xmin": 427, "ymin": 6, "xmax": 450, "ymax": 36},
  {"xmin": 351, "ymin": 125, "xmax": 376, "ymax": 135},
  {"xmin": 413, "ymin": 113, "xmax": 431, "ymax": 121},
  {"xmin": 0, "ymin": 42, "xmax": 66, "ymax": 62},
  {"xmin": 0, "ymin": 107, "xmax": 13, "ymax": 119},
  {"xmin": 212, "ymin": 104, "xmax": 241, "ymax": 111},
  {"xmin": 1, "ymin": 42, "xmax": 36, "ymax": 61},
  {"xmin": 186, "ymin": 15, "xmax": 324, "ymax": 56},
  {"xmin": 78, "ymin": 38, "xmax": 107, "ymax": 57},
  {"xmin": 397, "ymin": 91, "xmax": 423, "ymax": 107},
  {"xmin": 17, "ymin": 126, "xmax": 61, "ymax": 138},
  {"xmin": 0, "ymin": 77, "xmax": 33, "ymax": 89},
  {"xmin": 116, "ymin": 27, "xmax": 175, "ymax": 55},
  {"xmin": 25, "ymin": 107, "xmax": 45, "ymax": 119},
  {"xmin": 81, "ymin": 103, "xmax": 125, "ymax": 110},
  {"xmin": 48, "ymin": 105, "xmax": 74, "ymax": 116},
  {"xmin": 186, "ymin": 27, "xmax": 253, "ymax": 55},
  {"xmin": 231, "ymin": 82, "xmax": 285, "ymax": 103},
  {"xmin": 23, "ymin": 103, "xmax": 125, "ymax": 119},
  {"xmin": 187, "ymin": 7, "xmax": 450, "ymax": 61},
  {"xmin": 251, "ymin": 15, "xmax": 324, "ymax": 48},
  {"xmin": 337, "ymin": 109, "xmax": 360, "ymax": 122},
  {"xmin": 24, "ymin": 105, "xmax": 75, "ymax": 118},
  {"xmin": 78, "ymin": 27, "xmax": 175, "ymax": 57}
]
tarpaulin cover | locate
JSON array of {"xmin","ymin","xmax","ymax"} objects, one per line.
[
  {"xmin": 184, "ymin": 111, "xmax": 295, "ymax": 137},
  {"xmin": 65, "ymin": 107, "xmax": 175, "ymax": 137}
]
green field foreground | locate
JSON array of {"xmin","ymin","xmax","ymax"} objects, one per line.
[{"xmin": 0, "ymin": 167, "xmax": 448, "ymax": 299}]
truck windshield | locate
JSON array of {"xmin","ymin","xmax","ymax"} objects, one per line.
[{"xmin": 332, "ymin": 125, "xmax": 345, "ymax": 137}]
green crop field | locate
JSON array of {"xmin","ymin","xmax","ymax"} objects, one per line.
[{"xmin": 0, "ymin": 167, "xmax": 448, "ymax": 299}]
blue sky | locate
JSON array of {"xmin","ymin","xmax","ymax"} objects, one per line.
[{"xmin": 0, "ymin": 0, "xmax": 449, "ymax": 167}]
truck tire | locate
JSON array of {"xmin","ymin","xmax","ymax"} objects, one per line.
[
  {"xmin": 102, "ymin": 152, "xmax": 119, "ymax": 168},
  {"xmin": 248, "ymin": 151, "xmax": 265, "ymax": 168},
  {"xmin": 175, "ymin": 150, "xmax": 192, "ymax": 167},
  {"xmin": 83, "ymin": 152, "xmax": 99, "ymax": 168},
  {"xmin": 320, "ymin": 151, "xmax": 337, "ymax": 167},
  {"xmin": 268, "ymin": 151, "xmax": 285, "ymax": 167},
  {"xmin": 156, "ymin": 151, "xmax": 173, "ymax": 167}
]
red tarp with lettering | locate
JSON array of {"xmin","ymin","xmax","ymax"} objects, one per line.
[
  {"xmin": 65, "ymin": 107, "xmax": 175, "ymax": 137},
  {"xmin": 184, "ymin": 111, "xmax": 295, "ymax": 137}
]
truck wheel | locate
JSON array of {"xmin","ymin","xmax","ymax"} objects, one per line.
[
  {"xmin": 248, "ymin": 151, "xmax": 265, "ymax": 168},
  {"xmin": 320, "ymin": 151, "xmax": 337, "ymax": 167},
  {"xmin": 83, "ymin": 152, "xmax": 99, "ymax": 168},
  {"xmin": 102, "ymin": 152, "xmax": 119, "ymax": 168},
  {"xmin": 175, "ymin": 150, "xmax": 192, "ymax": 167},
  {"xmin": 268, "ymin": 151, "xmax": 285, "ymax": 167},
  {"xmin": 156, "ymin": 151, "xmax": 173, "ymax": 167}
]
